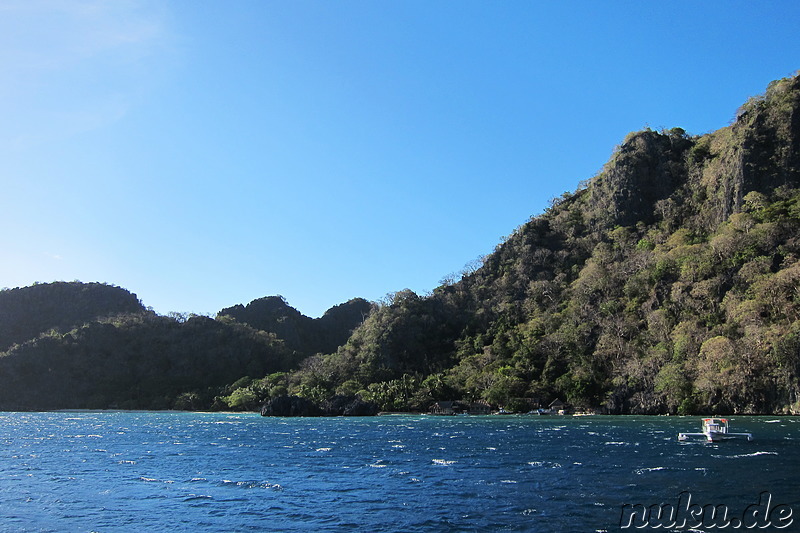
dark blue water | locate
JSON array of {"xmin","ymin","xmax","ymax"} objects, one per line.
[{"xmin": 0, "ymin": 412, "xmax": 797, "ymax": 532}]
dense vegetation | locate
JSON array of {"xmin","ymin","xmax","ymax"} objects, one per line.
[
  {"xmin": 277, "ymin": 73, "xmax": 800, "ymax": 415},
  {"xmin": 218, "ymin": 296, "xmax": 373, "ymax": 358},
  {"xmin": 2, "ymin": 73, "xmax": 799, "ymax": 414},
  {"xmin": 0, "ymin": 286, "xmax": 371, "ymax": 410},
  {"xmin": 0, "ymin": 282, "xmax": 145, "ymax": 352}
]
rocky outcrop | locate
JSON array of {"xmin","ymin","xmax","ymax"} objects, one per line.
[
  {"xmin": 710, "ymin": 74, "xmax": 800, "ymax": 222},
  {"xmin": 321, "ymin": 395, "xmax": 379, "ymax": 416},
  {"xmin": 260, "ymin": 394, "xmax": 378, "ymax": 417},
  {"xmin": 260, "ymin": 395, "xmax": 321, "ymax": 416},
  {"xmin": 587, "ymin": 76, "xmax": 800, "ymax": 231},
  {"xmin": 589, "ymin": 129, "xmax": 693, "ymax": 228}
]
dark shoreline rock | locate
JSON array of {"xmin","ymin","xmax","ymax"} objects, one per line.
[
  {"xmin": 260, "ymin": 395, "xmax": 321, "ymax": 417},
  {"xmin": 260, "ymin": 395, "xmax": 378, "ymax": 417},
  {"xmin": 322, "ymin": 395, "xmax": 379, "ymax": 416}
]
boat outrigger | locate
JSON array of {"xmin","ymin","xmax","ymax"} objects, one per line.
[{"xmin": 678, "ymin": 418, "xmax": 753, "ymax": 442}]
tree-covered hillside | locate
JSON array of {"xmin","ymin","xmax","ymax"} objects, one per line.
[
  {"xmin": 0, "ymin": 282, "xmax": 145, "ymax": 352},
  {"xmin": 2, "ymin": 73, "xmax": 799, "ymax": 415},
  {"xmin": 218, "ymin": 296, "xmax": 374, "ymax": 358},
  {"xmin": 0, "ymin": 284, "xmax": 371, "ymax": 410},
  {"xmin": 278, "ymin": 73, "xmax": 800, "ymax": 415}
]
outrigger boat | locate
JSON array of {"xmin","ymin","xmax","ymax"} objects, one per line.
[{"xmin": 678, "ymin": 418, "xmax": 753, "ymax": 442}]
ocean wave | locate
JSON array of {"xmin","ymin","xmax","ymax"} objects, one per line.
[
  {"xmin": 634, "ymin": 466, "xmax": 667, "ymax": 475},
  {"xmin": 527, "ymin": 461, "xmax": 562, "ymax": 468},
  {"xmin": 727, "ymin": 451, "xmax": 778, "ymax": 459},
  {"xmin": 183, "ymin": 494, "xmax": 212, "ymax": 502},
  {"xmin": 219, "ymin": 479, "xmax": 281, "ymax": 489}
]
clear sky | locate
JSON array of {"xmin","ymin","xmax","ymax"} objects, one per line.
[{"xmin": 1, "ymin": 1, "xmax": 799, "ymax": 318}]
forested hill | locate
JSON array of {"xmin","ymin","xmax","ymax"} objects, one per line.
[
  {"xmin": 280, "ymin": 73, "xmax": 800, "ymax": 415},
  {"xmin": 0, "ymin": 284, "xmax": 371, "ymax": 410},
  {"xmin": 0, "ymin": 282, "xmax": 145, "ymax": 352},
  {"xmin": 218, "ymin": 296, "xmax": 374, "ymax": 357}
]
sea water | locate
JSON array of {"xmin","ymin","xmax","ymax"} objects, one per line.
[{"xmin": 0, "ymin": 412, "xmax": 798, "ymax": 532}]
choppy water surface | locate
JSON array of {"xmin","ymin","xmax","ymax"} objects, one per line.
[{"xmin": 0, "ymin": 412, "xmax": 798, "ymax": 532}]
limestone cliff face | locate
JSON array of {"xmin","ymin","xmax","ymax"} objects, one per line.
[
  {"xmin": 705, "ymin": 74, "xmax": 800, "ymax": 222},
  {"xmin": 587, "ymin": 74, "xmax": 800, "ymax": 231},
  {"xmin": 588, "ymin": 129, "xmax": 692, "ymax": 228}
]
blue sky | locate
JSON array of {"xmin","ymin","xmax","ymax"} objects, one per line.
[{"xmin": 1, "ymin": 1, "xmax": 799, "ymax": 317}]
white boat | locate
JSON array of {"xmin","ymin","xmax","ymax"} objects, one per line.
[{"xmin": 678, "ymin": 418, "xmax": 753, "ymax": 442}]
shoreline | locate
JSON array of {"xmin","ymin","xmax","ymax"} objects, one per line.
[{"xmin": 3, "ymin": 409, "xmax": 796, "ymax": 418}]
